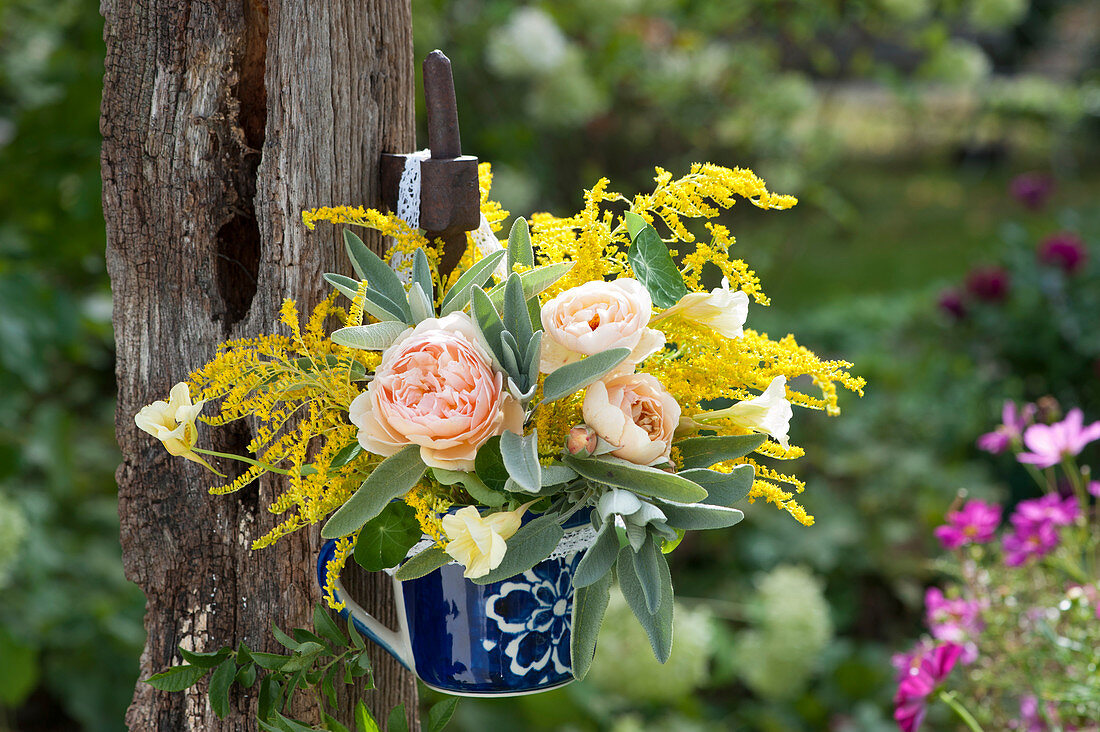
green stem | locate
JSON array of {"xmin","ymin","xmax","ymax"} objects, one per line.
[
  {"xmin": 192, "ymin": 447, "xmax": 291, "ymax": 475},
  {"xmin": 937, "ymin": 690, "xmax": 984, "ymax": 732}
]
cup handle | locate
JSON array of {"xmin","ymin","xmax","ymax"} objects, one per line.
[{"xmin": 316, "ymin": 540, "xmax": 414, "ymax": 671}]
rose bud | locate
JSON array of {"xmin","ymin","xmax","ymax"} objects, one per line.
[{"xmin": 566, "ymin": 425, "xmax": 599, "ymax": 457}]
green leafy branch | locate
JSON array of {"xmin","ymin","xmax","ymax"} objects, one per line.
[{"xmin": 144, "ymin": 603, "xmax": 457, "ymax": 732}]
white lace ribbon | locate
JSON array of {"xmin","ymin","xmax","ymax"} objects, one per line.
[
  {"xmin": 388, "ymin": 149, "xmax": 431, "ymax": 281},
  {"xmin": 385, "ymin": 523, "xmax": 598, "ymax": 577}
]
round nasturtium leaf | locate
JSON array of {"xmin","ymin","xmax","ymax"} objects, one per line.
[{"xmin": 353, "ymin": 501, "xmax": 422, "ymax": 572}]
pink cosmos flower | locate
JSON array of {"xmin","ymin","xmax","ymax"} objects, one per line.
[
  {"xmin": 1017, "ymin": 409, "xmax": 1100, "ymax": 469},
  {"xmin": 1002, "ymin": 521, "xmax": 1060, "ymax": 567},
  {"xmin": 977, "ymin": 401, "xmax": 1035, "ymax": 455},
  {"xmin": 937, "ymin": 288, "xmax": 967, "ymax": 320},
  {"xmin": 893, "ymin": 642, "xmax": 963, "ymax": 732},
  {"xmin": 1089, "ymin": 480, "xmax": 1100, "ymax": 498},
  {"xmin": 1009, "ymin": 172, "xmax": 1055, "ymax": 210},
  {"xmin": 1038, "ymin": 231, "xmax": 1087, "ymax": 275},
  {"xmin": 933, "ymin": 499, "xmax": 1002, "ymax": 549},
  {"xmin": 925, "ymin": 588, "xmax": 982, "ymax": 663},
  {"xmin": 965, "ymin": 267, "xmax": 1011, "ymax": 303},
  {"xmin": 1012, "ymin": 494, "xmax": 1079, "ymax": 529}
]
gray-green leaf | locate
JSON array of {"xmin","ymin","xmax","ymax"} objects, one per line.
[
  {"xmin": 439, "ymin": 249, "xmax": 507, "ymax": 316},
  {"xmin": 677, "ymin": 465, "xmax": 755, "ymax": 506},
  {"xmin": 343, "ymin": 230, "xmax": 412, "ymax": 320},
  {"xmin": 330, "ymin": 321, "xmax": 408, "ymax": 351},
  {"xmin": 321, "ymin": 446, "xmax": 425, "ymax": 538},
  {"xmin": 541, "ymin": 348, "xmax": 631, "ymax": 403},
  {"xmin": 507, "ymin": 217, "xmax": 534, "ymax": 271},
  {"xmin": 676, "ymin": 434, "xmax": 767, "ymax": 469},
  {"xmin": 654, "ymin": 500, "xmax": 745, "ymax": 530},
  {"xmin": 432, "ymin": 467, "xmax": 506, "ymax": 507},
  {"xmin": 573, "ymin": 520, "xmax": 619, "ymax": 588},
  {"xmin": 617, "ymin": 543, "xmax": 674, "ymax": 663},
  {"xmin": 486, "ymin": 262, "xmax": 573, "ymax": 309},
  {"xmin": 634, "ymin": 534, "xmax": 663, "ymax": 614},
  {"xmin": 393, "ymin": 545, "xmax": 451, "ymax": 581},
  {"xmin": 469, "ymin": 514, "xmax": 564, "ymax": 585},
  {"xmin": 564, "ymin": 455, "xmax": 708, "ymax": 503},
  {"xmin": 570, "ymin": 569, "xmax": 612, "ymax": 680},
  {"xmin": 500, "ymin": 429, "xmax": 542, "ymax": 493}
]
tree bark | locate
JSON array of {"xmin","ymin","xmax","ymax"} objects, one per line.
[{"xmin": 102, "ymin": 1, "xmax": 418, "ymax": 729}]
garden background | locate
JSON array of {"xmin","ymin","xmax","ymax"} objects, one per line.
[{"xmin": 1, "ymin": 0, "xmax": 1098, "ymax": 729}]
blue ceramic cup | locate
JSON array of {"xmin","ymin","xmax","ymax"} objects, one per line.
[{"xmin": 316, "ymin": 510, "xmax": 592, "ymax": 697}]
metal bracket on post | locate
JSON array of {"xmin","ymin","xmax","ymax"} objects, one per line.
[{"xmin": 380, "ymin": 50, "xmax": 480, "ymax": 281}]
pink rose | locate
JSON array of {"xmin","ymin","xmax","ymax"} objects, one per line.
[
  {"xmin": 349, "ymin": 312, "xmax": 523, "ymax": 471},
  {"xmin": 582, "ymin": 373, "xmax": 681, "ymax": 465},
  {"xmin": 539, "ymin": 278, "xmax": 665, "ymax": 373}
]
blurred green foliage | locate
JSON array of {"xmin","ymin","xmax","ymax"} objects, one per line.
[
  {"xmin": 0, "ymin": 0, "xmax": 1097, "ymax": 729},
  {"xmin": 0, "ymin": 1, "xmax": 145, "ymax": 730}
]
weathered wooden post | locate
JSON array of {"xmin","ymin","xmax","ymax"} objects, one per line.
[{"xmin": 102, "ymin": 1, "xmax": 420, "ymax": 727}]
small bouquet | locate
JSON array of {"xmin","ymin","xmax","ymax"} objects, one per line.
[
  {"xmin": 893, "ymin": 401, "xmax": 1100, "ymax": 732},
  {"xmin": 138, "ymin": 163, "xmax": 861, "ymax": 721}
]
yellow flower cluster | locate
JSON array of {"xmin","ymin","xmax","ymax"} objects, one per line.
[
  {"xmin": 188, "ymin": 294, "xmax": 383, "ymax": 549},
  {"xmin": 404, "ymin": 484, "xmax": 451, "ymax": 545},
  {"xmin": 526, "ymin": 164, "xmax": 862, "ymax": 525},
  {"xmin": 322, "ymin": 535, "xmax": 356, "ymax": 612}
]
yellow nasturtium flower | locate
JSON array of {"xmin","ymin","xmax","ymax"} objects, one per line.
[
  {"xmin": 696, "ymin": 375, "xmax": 793, "ymax": 449},
  {"xmin": 442, "ymin": 505, "xmax": 526, "ymax": 579},
  {"xmin": 135, "ymin": 382, "xmax": 218, "ymax": 472},
  {"xmin": 652, "ymin": 278, "xmax": 749, "ymax": 339}
]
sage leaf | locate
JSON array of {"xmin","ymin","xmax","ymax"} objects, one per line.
[
  {"xmin": 500, "ymin": 429, "xmax": 542, "ymax": 493},
  {"xmin": 439, "ymin": 249, "xmax": 506, "ymax": 315},
  {"xmin": 570, "ymin": 569, "xmax": 612, "ymax": 680},
  {"xmin": 486, "ymin": 262, "xmax": 573, "ymax": 308},
  {"xmin": 323, "ymin": 273, "xmax": 406, "ymax": 323},
  {"xmin": 617, "ymin": 543, "xmax": 674, "ymax": 663},
  {"xmin": 321, "ymin": 446, "xmax": 425, "ymax": 538},
  {"xmin": 507, "ymin": 217, "xmax": 534, "ymax": 271},
  {"xmin": 411, "ymin": 248, "xmax": 434, "ymax": 305},
  {"xmin": 433, "ymin": 467, "xmax": 506, "ymax": 507},
  {"xmin": 677, "ymin": 465, "xmax": 754, "ymax": 506},
  {"xmin": 573, "ymin": 520, "xmax": 618, "ymax": 588},
  {"xmin": 653, "ymin": 499, "xmax": 745, "ymax": 530},
  {"xmin": 330, "ymin": 321, "xmax": 408, "ymax": 351},
  {"xmin": 542, "ymin": 348, "xmax": 631, "ymax": 403},
  {"xmin": 343, "ymin": 230, "xmax": 411, "ymax": 320},
  {"xmin": 393, "ymin": 545, "xmax": 451, "ymax": 581},
  {"xmin": 634, "ymin": 534, "xmax": 663, "ymax": 614},
  {"xmin": 503, "ymin": 272, "xmax": 533, "ymax": 349},
  {"xmin": 564, "ymin": 455, "xmax": 707, "ymax": 503},
  {"xmin": 676, "ymin": 434, "xmax": 767, "ymax": 469},
  {"xmin": 406, "ymin": 281, "xmax": 435, "ymax": 323}
]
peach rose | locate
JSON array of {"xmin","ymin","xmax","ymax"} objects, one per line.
[
  {"xmin": 582, "ymin": 373, "xmax": 681, "ymax": 465},
  {"xmin": 539, "ymin": 278, "xmax": 665, "ymax": 373},
  {"xmin": 348, "ymin": 312, "xmax": 523, "ymax": 471}
]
